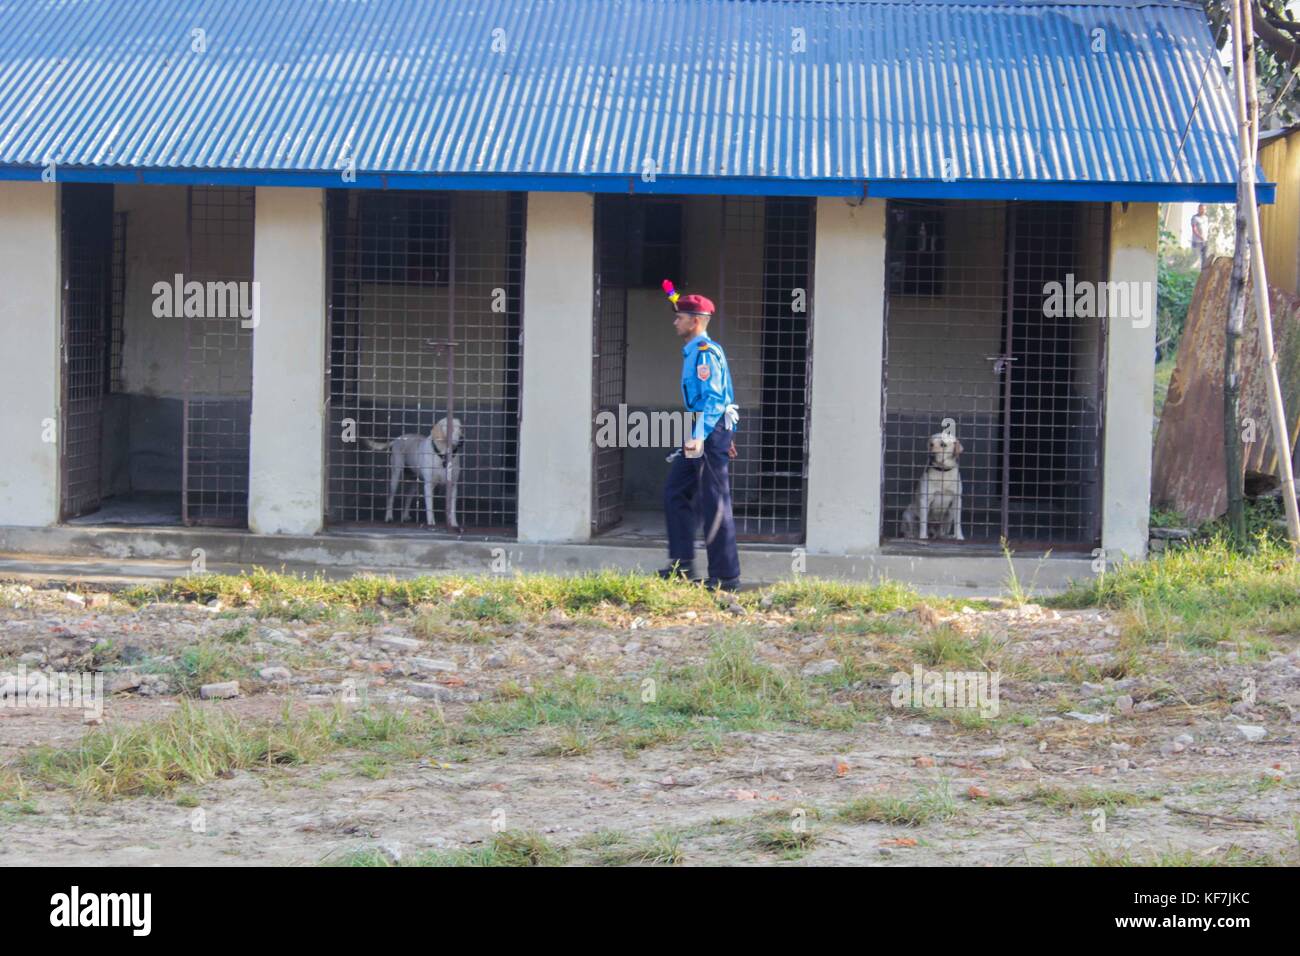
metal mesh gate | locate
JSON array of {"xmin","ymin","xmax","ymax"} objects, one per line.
[
  {"xmin": 720, "ymin": 196, "xmax": 814, "ymax": 542},
  {"xmin": 183, "ymin": 186, "xmax": 255, "ymax": 526},
  {"xmin": 589, "ymin": 194, "xmax": 813, "ymax": 543},
  {"xmin": 59, "ymin": 184, "xmax": 115, "ymax": 520},
  {"xmin": 592, "ymin": 195, "xmax": 631, "ymax": 533},
  {"xmin": 882, "ymin": 200, "xmax": 1107, "ymax": 547},
  {"xmin": 326, "ymin": 190, "xmax": 525, "ymax": 532}
]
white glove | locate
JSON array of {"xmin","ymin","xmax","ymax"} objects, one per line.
[{"xmin": 724, "ymin": 404, "xmax": 740, "ymax": 429}]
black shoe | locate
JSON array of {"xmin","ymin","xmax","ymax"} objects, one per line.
[
  {"xmin": 703, "ymin": 576, "xmax": 741, "ymax": 593},
  {"xmin": 657, "ymin": 562, "xmax": 699, "ymax": 582}
]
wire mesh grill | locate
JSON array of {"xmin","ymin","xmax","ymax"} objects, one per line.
[
  {"xmin": 589, "ymin": 194, "xmax": 813, "ymax": 543},
  {"xmin": 109, "ymin": 210, "xmax": 127, "ymax": 394},
  {"xmin": 592, "ymin": 195, "xmax": 631, "ymax": 532},
  {"xmin": 59, "ymin": 183, "xmax": 114, "ymax": 520},
  {"xmin": 182, "ymin": 186, "xmax": 255, "ymax": 526},
  {"xmin": 720, "ymin": 196, "xmax": 814, "ymax": 542},
  {"xmin": 326, "ymin": 190, "xmax": 524, "ymax": 532},
  {"xmin": 882, "ymin": 200, "xmax": 1107, "ymax": 547}
]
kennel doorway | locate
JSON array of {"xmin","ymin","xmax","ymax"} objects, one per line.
[
  {"xmin": 591, "ymin": 194, "xmax": 814, "ymax": 543},
  {"xmin": 882, "ymin": 201, "xmax": 1107, "ymax": 548},
  {"xmin": 183, "ymin": 186, "xmax": 255, "ymax": 526},
  {"xmin": 326, "ymin": 190, "xmax": 525, "ymax": 533}
]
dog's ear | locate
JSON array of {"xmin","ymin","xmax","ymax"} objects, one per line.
[{"xmin": 955, "ymin": 440, "xmax": 963, "ymax": 457}]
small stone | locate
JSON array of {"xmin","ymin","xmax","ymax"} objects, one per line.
[
  {"xmin": 900, "ymin": 722, "xmax": 932, "ymax": 737},
  {"xmin": 1065, "ymin": 711, "xmax": 1108, "ymax": 725},
  {"xmin": 622, "ymin": 641, "xmax": 642, "ymax": 654},
  {"xmin": 545, "ymin": 608, "xmax": 571, "ymax": 627},
  {"xmin": 778, "ymin": 769, "xmax": 796, "ymax": 782},
  {"xmin": 408, "ymin": 683, "xmax": 456, "ymax": 701},
  {"xmin": 677, "ymin": 767, "xmax": 708, "ymax": 787},
  {"xmin": 199, "ymin": 681, "xmax": 240, "ymax": 700},
  {"xmin": 680, "ymin": 610, "xmax": 698, "ymax": 621},
  {"xmin": 1175, "ymin": 733, "xmax": 1194, "ymax": 746},
  {"xmin": 1236, "ymin": 724, "xmax": 1267, "ymax": 742},
  {"xmin": 1135, "ymin": 700, "xmax": 1164, "ymax": 712},
  {"xmin": 1004, "ymin": 757, "xmax": 1035, "ymax": 771},
  {"xmin": 411, "ymin": 657, "xmax": 458, "ymax": 673},
  {"xmin": 801, "ymin": 659, "xmax": 841, "ymax": 678},
  {"xmin": 1115, "ymin": 695, "xmax": 1134, "ymax": 714},
  {"xmin": 1231, "ymin": 700, "xmax": 1253, "ymax": 716},
  {"xmin": 1080, "ymin": 682, "xmax": 1106, "ymax": 697},
  {"xmin": 878, "ymin": 847, "xmax": 894, "ymax": 857},
  {"xmin": 63, "ymin": 592, "xmax": 86, "ymax": 607},
  {"xmin": 88, "ymin": 593, "xmax": 113, "ymax": 609},
  {"xmin": 107, "ymin": 672, "xmax": 142, "ymax": 693},
  {"xmin": 483, "ymin": 652, "xmax": 510, "ymax": 669},
  {"xmin": 374, "ymin": 635, "xmax": 422, "ymax": 653},
  {"xmin": 259, "ymin": 666, "xmax": 292, "ymax": 681}
]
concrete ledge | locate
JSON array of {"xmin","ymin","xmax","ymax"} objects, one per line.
[{"xmin": 0, "ymin": 525, "xmax": 1097, "ymax": 595}]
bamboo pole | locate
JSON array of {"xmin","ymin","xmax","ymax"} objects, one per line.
[
  {"xmin": 1225, "ymin": 0, "xmax": 1250, "ymax": 543},
  {"xmin": 1234, "ymin": 0, "xmax": 1300, "ymax": 550}
]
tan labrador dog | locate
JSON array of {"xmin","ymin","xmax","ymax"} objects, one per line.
[
  {"xmin": 364, "ymin": 417, "xmax": 464, "ymax": 530},
  {"xmin": 900, "ymin": 432, "xmax": 964, "ymax": 541}
]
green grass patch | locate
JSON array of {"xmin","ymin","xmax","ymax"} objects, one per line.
[
  {"xmin": 1053, "ymin": 536, "xmax": 1300, "ymax": 650},
  {"xmin": 16, "ymin": 702, "xmax": 441, "ymax": 800},
  {"xmin": 461, "ymin": 631, "xmax": 858, "ymax": 753},
  {"xmin": 1023, "ymin": 785, "xmax": 1155, "ymax": 813},
  {"xmin": 123, "ymin": 569, "xmax": 929, "ymax": 621},
  {"xmin": 335, "ymin": 831, "xmax": 567, "ymax": 867},
  {"xmin": 596, "ymin": 831, "xmax": 686, "ymax": 866},
  {"xmin": 837, "ymin": 781, "xmax": 958, "ymax": 827}
]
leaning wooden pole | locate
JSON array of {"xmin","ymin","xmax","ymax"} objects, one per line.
[
  {"xmin": 1225, "ymin": 0, "xmax": 1251, "ymax": 544},
  {"xmin": 1235, "ymin": 0, "xmax": 1300, "ymax": 550}
]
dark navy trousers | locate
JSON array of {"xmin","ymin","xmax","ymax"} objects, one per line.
[{"xmin": 663, "ymin": 424, "xmax": 740, "ymax": 580}]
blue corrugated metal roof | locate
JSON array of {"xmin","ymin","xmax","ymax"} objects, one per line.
[{"xmin": 0, "ymin": 0, "xmax": 1251, "ymax": 200}]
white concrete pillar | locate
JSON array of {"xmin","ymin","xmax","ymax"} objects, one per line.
[
  {"xmin": 0, "ymin": 183, "xmax": 60, "ymax": 527},
  {"xmin": 248, "ymin": 187, "xmax": 327, "ymax": 535},
  {"xmin": 1102, "ymin": 202, "xmax": 1159, "ymax": 560},
  {"xmin": 805, "ymin": 197, "xmax": 887, "ymax": 554},
  {"xmin": 518, "ymin": 191, "xmax": 594, "ymax": 542}
]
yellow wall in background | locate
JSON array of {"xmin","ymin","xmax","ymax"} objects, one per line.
[{"xmin": 1260, "ymin": 130, "xmax": 1300, "ymax": 297}]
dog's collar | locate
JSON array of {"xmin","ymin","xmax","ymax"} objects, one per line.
[
  {"xmin": 929, "ymin": 460, "xmax": 958, "ymax": 471},
  {"xmin": 436, "ymin": 438, "xmax": 464, "ymax": 466}
]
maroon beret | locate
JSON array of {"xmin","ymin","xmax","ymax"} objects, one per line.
[{"xmin": 675, "ymin": 293, "xmax": 715, "ymax": 316}]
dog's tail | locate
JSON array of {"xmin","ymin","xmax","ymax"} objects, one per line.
[{"xmin": 362, "ymin": 438, "xmax": 391, "ymax": 452}]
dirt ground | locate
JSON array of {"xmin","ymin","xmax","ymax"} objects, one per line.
[{"xmin": 0, "ymin": 580, "xmax": 1297, "ymax": 866}]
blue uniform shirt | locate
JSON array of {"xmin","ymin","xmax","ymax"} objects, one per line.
[{"xmin": 680, "ymin": 333, "xmax": 735, "ymax": 440}]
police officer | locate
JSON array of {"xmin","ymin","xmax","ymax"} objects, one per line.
[{"xmin": 658, "ymin": 294, "xmax": 741, "ymax": 592}]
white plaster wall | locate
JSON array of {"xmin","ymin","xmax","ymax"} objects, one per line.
[
  {"xmin": 517, "ymin": 192, "xmax": 594, "ymax": 541},
  {"xmin": 805, "ymin": 197, "xmax": 887, "ymax": 554},
  {"xmin": 248, "ymin": 187, "xmax": 327, "ymax": 535},
  {"xmin": 1102, "ymin": 202, "xmax": 1160, "ymax": 560},
  {"xmin": 0, "ymin": 182, "xmax": 60, "ymax": 526}
]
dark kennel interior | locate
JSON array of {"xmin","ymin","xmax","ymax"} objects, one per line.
[
  {"xmin": 60, "ymin": 184, "xmax": 253, "ymax": 527},
  {"xmin": 882, "ymin": 200, "xmax": 1107, "ymax": 548}
]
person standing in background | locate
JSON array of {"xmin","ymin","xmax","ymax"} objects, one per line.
[{"xmin": 1190, "ymin": 204, "xmax": 1210, "ymax": 268}]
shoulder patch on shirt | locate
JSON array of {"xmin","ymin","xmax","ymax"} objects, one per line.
[
  {"xmin": 698, "ymin": 342, "xmax": 711, "ymax": 350},
  {"xmin": 696, "ymin": 362, "xmax": 710, "ymax": 381}
]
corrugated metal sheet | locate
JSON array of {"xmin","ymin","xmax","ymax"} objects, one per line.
[
  {"xmin": 1259, "ymin": 128, "xmax": 1300, "ymax": 295},
  {"xmin": 0, "ymin": 0, "xmax": 1241, "ymax": 197}
]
